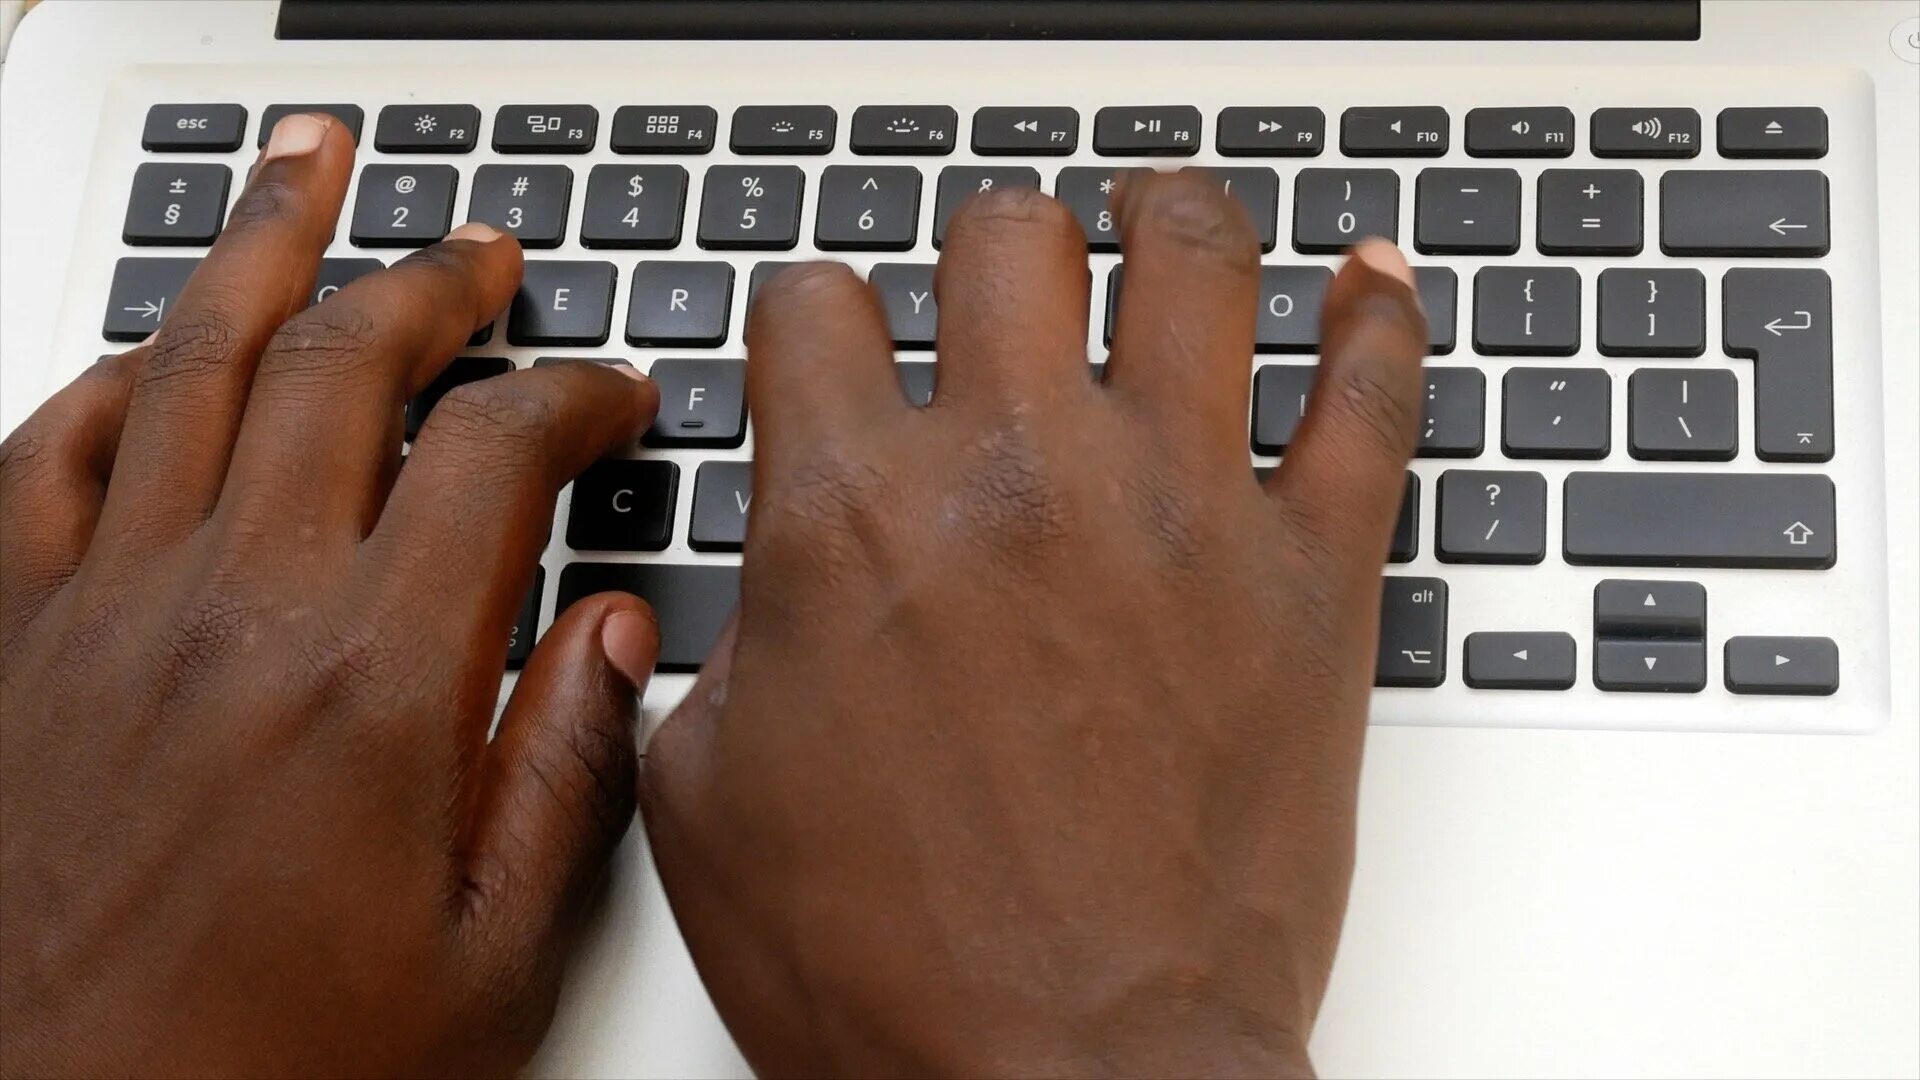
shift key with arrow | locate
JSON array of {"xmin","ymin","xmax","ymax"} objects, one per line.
[
  {"xmin": 103, "ymin": 257, "xmax": 200, "ymax": 341},
  {"xmin": 1724, "ymin": 268, "xmax": 1832, "ymax": 461}
]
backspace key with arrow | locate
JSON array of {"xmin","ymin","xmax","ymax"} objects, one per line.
[
  {"xmin": 1724, "ymin": 268, "xmax": 1833, "ymax": 461},
  {"xmin": 1660, "ymin": 170, "xmax": 1829, "ymax": 256}
]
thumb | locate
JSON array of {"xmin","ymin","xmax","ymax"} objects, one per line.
[
  {"xmin": 464, "ymin": 591, "xmax": 657, "ymax": 938},
  {"xmin": 637, "ymin": 611, "xmax": 736, "ymax": 844}
]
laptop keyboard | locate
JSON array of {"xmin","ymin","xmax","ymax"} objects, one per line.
[{"xmin": 97, "ymin": 94, "xmax": 1872, "ymax": 721}]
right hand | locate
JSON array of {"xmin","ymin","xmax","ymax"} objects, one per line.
[{"xmin": 642, "ymin": 173, "xmax": 1429, "ymax": 1076}]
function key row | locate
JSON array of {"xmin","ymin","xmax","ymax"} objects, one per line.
[{"xmin": 142, "ymin": 104, "xmax": 1830, "ymax": 159}]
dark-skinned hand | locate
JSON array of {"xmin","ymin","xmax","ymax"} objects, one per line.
[
  {"xmin": 643, "ymin": 174, "xmax": 1427, "ymax": 1078},
  {"xmin": 0, "ymin": 114, "xmax": 665, "ymax": 1076}
]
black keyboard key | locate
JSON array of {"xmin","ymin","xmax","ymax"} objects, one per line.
[
  {"xmin": 1536, "ymin": 168, "xmax": 1642, "ymax": 255},
  {"xmin": 531, "ymin": 356, "xmax": 633, "ymax": 371},
  {"xmin": 745, "ymin": 261, "xmax": 800, "ymax": 320},
  {"xmin": 508, "ymin": 261, "xmax": 616, "ymax": 346},
  {"xmin": 1464, "ymin": 632, "xmax": 1577, "ymax": 690},
  {"xmin": 971, "ymin": 107, "xmax": 1078, "ymax": 155},
  {"xmin": 1092, "ymin": 106, "xmax": 1201, "ymax": 156},
  {"xmin": 258, "ymin": 104, "xmax": 363, "ymax": 145},
  {"xmin": 1591, "ymin": 107, "xmax": 1699, "ymax": 158},
  {"xmin": 1437, "ymin": 469, "xmax": 1547, "ymax": 564},
  {"xmin": 1661, "ymin": 170, "xmax": 1829, "ymax": 256},
  {"xmin": 1255, "ymin": 266, "xmax": 1332, "ymax": 353},
  {"xmin": 850, "ymin": 105, "xmax": 957, "ymax": 155},
  {"xmin": 405, "ymin": 356, "xmax": 513, "ymax": 440},
  {"xmin": 1724, "ymin": 267, "xmax": 1833, "ymax": 462},
  {"xmin": 1414, "ymin": 167, "xmax": 1520, "ymax": 255},
  {"xmin": 1464, "ymin": 107, "xmax": 1574, "ymax": 157},
  {"xmin": 625, "ymin": 261, "xmax": 732, "ymax": 347},
  {"xmin": 1718, "ymin": 107, "xmax": 1827, "ymax": 159},
  {"xmin": 309, "ymin": 257, "xmax": 384, "ymax": 308},
  {"xmin": 1597, "ymin": 268, "xmax": 1704, "ymax": 357},
  {"xmin": 103, "ymin": 257, "xmax": 197, "ymax": 340},
  {"xmin": 467, "ymin": 164, "xmax": 571, "ymax": 248},
  {"xmin": 645, "ymin": 359, "xmax": 747, "ymax": 449},
  {"xmin": 730, "ymin": 105, "xmax": 836, "ymax": 154},
  {"xmin": 1724, "ymin": 636, "xmax": 1839, "ymax": 695},
  {"xmin": 610, "ymin": 106, "xmax": 716, "ymax": 154},
  {"xmin": 1377, "ymin": 577, "xmax": 1447, "ymax": 687},
  {"xmin": 933, "ymin": 166, "xmax": 1041, "ymax": 248},
  {"xmin": 1418, "ymin": 368, "xmax": 1485, "ymax": 457},
  {"xmin": 1629, "ymin": 368, "xmax": 1737, "ymax": 461},
  {"xmin": 698, "ymin": 166, "xmax": 804, "ymax": 250},
  {"xmin": 506, "ymin": 567, "xmax": 543, "ymax": 670},
  {"xmin": 869, "ymin": 263, "xmax": 938, "ymax": 348},
  {"xmin": 897, "ymin": 361, "xmax": 937, "ymax": 406},
  {"xmin": 580, "ymin": 164, "xmax": 687, "ymax": 249},
  {"xmin": 1390, "ymin": 474, "xmax": 1419, "ymax": 563},
  {"xmin": 1563, "ymin": 472, "xmax": 1835, "ymax": 569},
  {"xmin": 1341, "ymin": 106, "xmax": 1449, "ymax": 156},
  {"xmin": 493, "ymin": 105, "xmax": 597, "ymax": 153},
  {"xmin": 1186, "ymin": 166, "xmax": 1280, "ymax": 253},
  {"xmin": 566, "ymin": 460, "xmax": 678, "ymax": 552},
  {"xmin": 556, "ymin": 563, "xmax": 738, "ymax": 673},
  {"xmin": 143, "ymin": 104, "xmax": 247, "ymax": 152},
  {"xmin": 1251, "ymin": 365, "xmax": 1315, "ymax": 454},
  {"xmin": 1215, "ymin": 107, "xmax": 1324, "ymax": 156},
  {"xmin": 1594, "ymin": 639, "xmax": 1706, "ymax": 693},
  {"xmin": 373, "ymin": 104, "xmax": 479, "ymax": 153},
  {"xmin": 689, "ymin": 461, "xmax": 754, "ymax": 552},
  {"xmin": 1594, "ymin": 579, "xmax": 1707, "ymax": 638},
  {"xmin": 1414, "ymin": 267, "xmax": 1457, "ymax": 355},
  {"xmin": 1473, "ymin": 267, "xmax": 1579, "ymax": 355},
  {"xmin": 123, "ymin": 163, "xmax": 230, "ymax": 246},
  {"xmin": 350, "ymin": 164, "xmax": 457, "ymax": 248},
  {"xmin": 815, "ymin": 165, "xmax": 921, "ymax": 251},
  {"xmin": 1502, "ymin": 368, "xmax": 1610, "ymax": 460},
  {"xmin": 1054, "ymin": 167, "xmax": 1123, "ymax": 252},
  {"xmin": 1293, "ymin": 168, "xmax": 1398, "ymax": 252}
]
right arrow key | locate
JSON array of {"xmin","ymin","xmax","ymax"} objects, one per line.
[{"xmin": 1725, "ymin": 635, "xmax": 1839, "ymax": 695}]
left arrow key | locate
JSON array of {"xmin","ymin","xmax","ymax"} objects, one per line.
[{"xmin": 103, "ymin": 257, "xmax": 199, "ymax": 341}]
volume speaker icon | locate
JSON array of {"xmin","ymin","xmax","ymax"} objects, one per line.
[
  {"xmin": 1631, "ymin": 116, "xmax": 1664, "ymax": 139},
  {"xmin": 1509, "ymin": 119, "xmax": 1532, "ymax": 135}
]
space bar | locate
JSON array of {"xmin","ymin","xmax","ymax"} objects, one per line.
[{"xmin": 1563, "ymin": 473, "xmax": 1835, "ymax": 569}]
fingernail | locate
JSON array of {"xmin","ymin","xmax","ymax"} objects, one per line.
[
  {"xmin": 1352, "ymin": 238, "xmax": 1416, "ymax": 290},
  {"xmin": 617, "ymin": 364, "xmax": 647, "ymax": 381},
  {"xmin": 138, "ymin": 331, "xmax": 157, "ymax": 346},
  {"xmin": 601, "ymin": 609, "xmax": 658, "ymax": 693},
  {"xmin": 444, "ymin": 221, "xmax": 502, "ymax": 244},
  {"xmin": 261, "ymin": 113, "xmax": 331, "ymax": 163}
]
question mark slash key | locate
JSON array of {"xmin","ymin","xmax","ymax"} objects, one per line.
[{"xmin": 1437, "ymin": 470, "xmax": 1547, "ymax": 564}]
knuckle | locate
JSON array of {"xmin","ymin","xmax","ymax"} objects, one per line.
[
  {"xmin": 142, "ymin": 301, "xmax": 250, "ymax": 385},
  {"xmin": 953, "ymin": 423, "xmax": 1071, "ymax": 555},
  {"xmin": 261, "ymin": 305, "xmax": 384, "ymax": 381},
  {"xmin": 0, "ymin": 425, "xmax": 53, "ymax": 481},
  {"xmin": 223, "ymin": 176, "xmax": 304, "ymax": 234},
  {"xmin": 436, "ymin": 378, "xmax": 560, "ymax": 435},
  {"xmin": 1331, "ymin": 363, "xmax": 1420, "ymax": 461}
]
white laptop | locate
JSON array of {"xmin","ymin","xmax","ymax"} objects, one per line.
[{"xmin": 2, "ymin": 1, "xmax": 1915, "ymax": 1074}]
